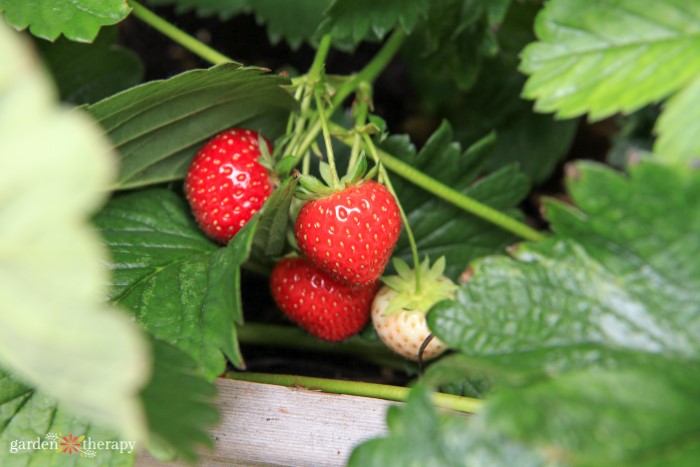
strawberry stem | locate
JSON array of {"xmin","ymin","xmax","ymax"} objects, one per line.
[
  {"xmin": 128, "ymin": 0, "xmax": 237, "ymax": 66},
  {"xmin": 331, "ymin": 123, "xmax": 547, "ymax": 242},
  {"xmin": 226, "ymin": 372, "xmax": 483, "ymax": 414},
  {"xmin": 291, "ymin": 29, "xmax": 406, "ymax": 166},
  {"xmin": 362, "ymin": 132, "xmax": 423, "ymax": 294},
  {"xmin": 315, "ymin": 92, "xmax": 341, "ymax": 189}
]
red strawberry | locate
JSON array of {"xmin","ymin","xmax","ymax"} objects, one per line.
[
  {"xmin": 185, "ymin": 128, "xmax": 273, "ymax": 244},
  {"xmin": 294, "ymin": 180, "xmax": 401, "ymax": 286},
  {"xmin": 270, "ymin": 257, "xmax": 378, "ymax": 342}
]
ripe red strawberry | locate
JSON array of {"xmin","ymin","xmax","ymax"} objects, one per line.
[
  {"xmin": 185, "ymin": 128, "xmax": 273, "ymax": 244},
  {"xmin": 270, "ymin": 257, "xmax": 378, "ymax": 342},
  {"xmin": 294, "ymin": 180, "xmax": 401, "ymax": 286}
]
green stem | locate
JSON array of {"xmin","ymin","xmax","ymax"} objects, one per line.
[
  {"xmin": 286, "ymin": 35, "xmax": 332, "ymax": 159},
  {"xmin": 362, "ymin": 133, "xmax": 422, "ymax": 293},
  {"xmin": 236, "ymin": 323, "xmax": 408, "ymax": 371},
  {"xmin": 226, "ymin": 372, "xmax": 483, "ymax": 414},
  {"xmin": 128, "ymin": 0, "xmax": 237, "ymax": 66},
  {"xmin": 332, "ymin": 124, "xmax": 546, "ymax": 242},
  {"xmin": 379, "ymin": 151, "xmax": 546, "ymax": 241},
  {"xmin": 315, "ymin": 92, "xmax": 341, "ymax": 188},
  {"xmin": 293, "ymin": 29, "xmax": 406, "ymax": 164},
  {"xmin": 332, "ymin": 29, "xmax": 406, "ymax": 109}
]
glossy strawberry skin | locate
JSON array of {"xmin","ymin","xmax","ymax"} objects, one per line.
[
  {"xmin": 294, "ymin": 181, "xmax": 401, "ymax": 286},
  {"xmin": 270, "ymin": 257, "xmax": 378, "ymax": 342},
  {"xmin": 185, "ymin": 128, "xmax": 272, "ymax": 244}
]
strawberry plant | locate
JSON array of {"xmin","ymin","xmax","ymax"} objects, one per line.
[{"xmin": 1, "ymin": 0, "xmax": 700, "ymax": 465}]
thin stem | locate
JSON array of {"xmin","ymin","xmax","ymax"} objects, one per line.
[
  {"xmin": 226, "ymin": 372, "xmax": 483, "ymax": 414},
  {"xmin": 362, "ymin": 133, "xmax": 422, "ymax": 293},
  {"xmin": 308, "ymin": 35, "xmax": 332, "ymax": 78},
  {"xmin": 331, "ymin": 124, "xmax": 546, "ymax": 242},
  {"xmin": 332, "ymin": 29, "xmax": 406, "ymax": 109},
  {"xmin": 285, "ymin": 35, "xmax": 332, "ymax": 159},
  {"xmin": 315, "ymin": 92, "xmax": 341, "ymax": 188},
  {"xmin": 379, "ymin": 150, "xmax": 546, "ymax": 242},
  {"xmin": 235, "ymin": 323, "xmax": 408, "ymax": 371},
  {"xmin": 292, "ymin": 29, "xmax": 406, "ymax": 165},
  {"xmin": 128, "ymin": 0, "xmax": 237, "ymax": 66}
]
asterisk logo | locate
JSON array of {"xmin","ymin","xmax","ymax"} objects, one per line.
[{"xmin": 59, "ymin": 433, "xmax": 84, "ymax": 455}]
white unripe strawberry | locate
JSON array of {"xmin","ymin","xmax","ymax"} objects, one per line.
[{"xmin": 371, "ymin": 257, "xmax": 458, "ymax": 361}]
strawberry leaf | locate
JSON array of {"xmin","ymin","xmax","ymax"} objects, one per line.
[
  {"xmin": 319, "ymin": 0, "xmax": 429, "ymax": 45},
  {"xmin": 654, "ymin": 75, "xmax": 700, "ymax": 168},
  {"xmin": 140, "ymin": 338, "xmax": 219, "ymax": 462},
  {"xmin": 429, "ymin": 161, "xmax": 700, "ymax": 373},
  {"xmin": 348, "ymin": 385, "xmax": 544, "ymax": 467},
  {"xmin": 0, "ymin": 22, "xmax": 150, "ymax": 441},
  {"xmin": 520, "ymin": 0, "xmax": 700, "ymax": 120},
  {"xmin": 87, "ymin": 64, "xmax": 296, "ymax": 190},
  {"xmin": 35, "ymin": 27, "xmax": 143, "ymax": 105},
  {"xmin": 94, "ymin": 189, "xmax": 258, "ymax": 376},
  {"xmin": 0, "ymin": 338, "xmax": 218, "ymax": 464},
  {"xmin": 0, "ymin": 0, "xmax": 130, "ymax": 42},
  {"xmin": 383, "ymin": 122, "xmax": 530, "ymax": 280},
  {"xmin": 0, "ymin": 370, "xmax": 135, "ymax": 466}
]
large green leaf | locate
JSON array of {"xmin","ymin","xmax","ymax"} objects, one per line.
[
  {"xmin": 0, "ymin": 0, "xmax": 130, "ymax": 42},
  {"xmin": 355, "ymin": 366, "xmax": 700, "ymax": 466},
  {"xmin": 654, "ymin": 75, "xmax": 700, "ymax": 168},
  {"xmin": 87, "ymin": 64, "xmax": 296, "ymax": 190},
  {"xmin": 319, "ymin": 0, "xmax": 429, "ymax": 45},
  {"xmin": 520, "ymin": 0, "xmax": 700, "ymax": 120},
  {"xmin": 95, "ymin": 189, "xmax": 257, "ymax": 377},
  {"xmin": 430, "ymin": 161, "xmax": 700, "ymax": 371},
  {"xmin": 348, "ymin": 385, "xmax": 545, "ymax": 467},
  {"xmin": 409, "ymin": 3, "xmax": 577, "ymax": 184},
  {"xmin": 482, "ymin": 366, "xmax": 700, "ymax": 466},
  {"xmin": 0, "ymin": 22, "xmax": 149, "ymax": 441},
  {"xmin": 140, "ymin": 338, "xmax": 219, "ymax": 462},
  {"xmin": 36, "ymin": 27, "xmax": 143, "ymax": 105},
  {"xmin": 381, "ymin": 122, "xmax": 531, "ymax": 280},
  {"xmin": 405, "ymin": 0, "xmax": 502, "ymax": 90},
  {"xmin": 0, "ymin": 370, "xmax": 135, "ymax": 466}
]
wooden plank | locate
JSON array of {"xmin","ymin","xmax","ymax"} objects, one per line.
[{"xmin": 136, "ymin": 378, "xmax": 393, "ymax": 466}]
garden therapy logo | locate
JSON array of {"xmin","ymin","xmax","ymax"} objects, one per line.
[{"xmin": 8, "ymin": 432, "xmax": 136, "ymax": 458}]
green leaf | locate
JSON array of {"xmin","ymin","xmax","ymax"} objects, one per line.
[
  {"xmin": 87, "ymin": 64, "xmax": 296, "ymax": 190},
  {"xmin": 382, "ymin": 122, "xmax": 531, "ymax": 280},
  {"xmin": 94, "ymin": 189, "xmax": 257, "ymax": 377},
  {"xmin": 430, "ymin": 161, "xmax": 700, "ymax": 372},
  {"xmin": 654, "ymin": 75, "xmax": 700, "ymax": 168},
  {"xmin": 140, "ymin": 338, "xmax": 219, "ymax": 462},
  {"xmin": 407, "ymin": 0, "xmax": 501, "ymax": 90},
  {"xmin": 409, "ymin": 3, "xmax": 576, "ymax": 183},
  {"xmin": 36, "ymin": 27, "xmax": 143, "ymax": 105},
  {"xmin": 0, "ymin": 22, "xmax": 149, "ymax": 440},
  {"xmin": 520, "ymin": 0, "xmax": 700, "ymax": 120},
  {"xmin": 349, "ymin": 385, "xmax": 545, "ymax": 467},
  {"xmin": 147, "ymin": 0, "xmax": 332, "ymax": 49},
  {"xmin": 0, "ymin": 0, "xmax": 131, "ymax": 42},
  {"xmin": 320, "ymin": 0, "xmax": 429, "ymax": 45},
  {"xmin": 249, "ymin": 176, "xmax": 299, "ymax": 268},
  {"xmin": 0, "ymin": 370, "xmax": 135, "ymax": 466},
  {"xmin": 484, "ymin": 366, "xmax": 700, "ymax": 466}
]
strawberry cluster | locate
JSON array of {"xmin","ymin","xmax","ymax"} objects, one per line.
[
  {"xmin": 185, "ymin": 128, "xmax": 402, "ymax": 343},
  {"xmin": 272, "ymin": 179, "xmax": 402, "ymax": 341}
]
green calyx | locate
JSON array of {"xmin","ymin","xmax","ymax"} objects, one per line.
[
  {"xmin": 381, "ymin": 257, "xmax": 459, "ymax": 316},
  {"xmin": 294, "ymin": 153, "xmax": 379, "ymax": 200}
]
